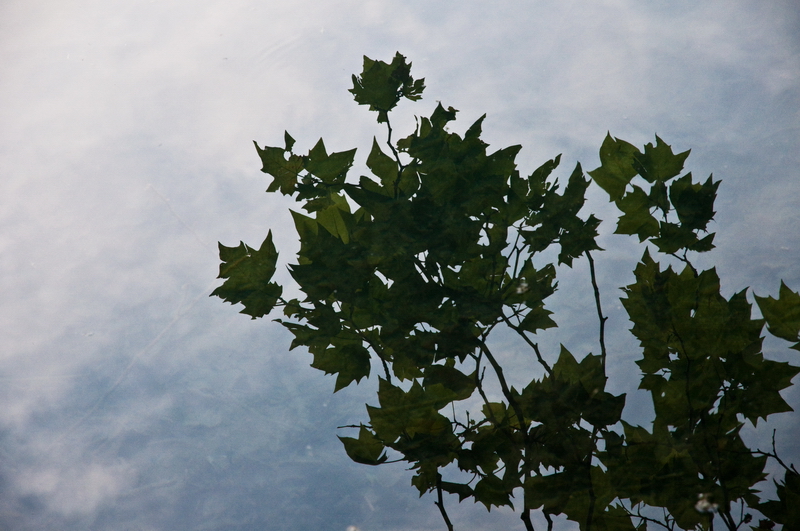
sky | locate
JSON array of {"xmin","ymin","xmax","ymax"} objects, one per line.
[{"xmin": 1, "ymin": 0, "xmax": 799, "ymax": 529}]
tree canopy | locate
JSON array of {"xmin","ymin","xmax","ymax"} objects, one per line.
[{"xmin": 213, "ymin": 52, "xmax": 800, "ymax": 531}]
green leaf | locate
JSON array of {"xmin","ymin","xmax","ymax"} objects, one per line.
[
  {"xmin": 253, "ymin": 141, "xmax": 305, "ymax": 195},
  {"xmin": 283, "ymin": 130, "xmax": 295, "ymax": 152},
  {"xmin": 304, "ymin": 138, "xmax": 357, "ymax": 184},
  {"xmin": 440, "ymin": 481, "xmax": 474, "ymax": 502},
  {"xmin": 474, "ymin": 474, "xmax": 514, "ymax": 510},
  {"xmin": 668, "ymin": 173, "xmax": 719, "ymax": 231},
  {"xmin": 338, "ymin": 426, "xmax": 388, "ymax": 465},
  {"xmin": 366, "ymin": 137, "xmax": 398, "ymax": 189},
  {"xmin": 518, "ymin": 304, "xmax": 557, "ymax": 333},
  {"xmin": 755, "ymin": 281, "xmax": 800, "ymax": 349},
  {"xmin": 290, "ymin": 209, "xmax": 318, "ymax": 243},
  {"xmin": 759, "ymin": 469, "xmax": 800, "ymax": 528},
  {"xmin": 632, "ymin": 135, "xmax": 690, "ymax": 183},
  {"xmin": 422, "ymin": 365, "xmax": 476, "ymax": 401},
  {"xmin": 588, "ymin": 134, "xmax": 640, "ymax": 201},
  {"xmin": 315, "ymin": 195, "xmax": 351, "ymax": 244},
  {"xmin": 311, "ymin": 341, "xmax": 371, "ymax": 391},
  {"xmin": 614, "ymin": 185, "xmax": 659, "ymax": 241},
  {"xmin": 349, "ymin": 52, "xmax": 425, "ymax": 122},
  {"xmin": 211, "ymin": 232, "xmax": 283, "ymax": 319},
  {"xmin": 650, "ymin": 221, "xmax": 700, "ymax": 254}
]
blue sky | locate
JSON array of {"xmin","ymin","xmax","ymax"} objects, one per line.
[{"xmin": 1, "ymin": 1, "xmax": 799, "ymax": 529}]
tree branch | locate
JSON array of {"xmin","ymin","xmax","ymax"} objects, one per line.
[
  {"xmin": 585, "ymin": 250, "xmax": 608, "ymax": 369},
  {"xmin": 502, "ymin": 314, "xmax": 553, "ymax": 377},
  {"xmin": 384, "ymin": 115, "xmax": 407, "ymax": 198},
  {"xmin": 435, "ymin": 473, "xmax": 455, "ymax": 531}
]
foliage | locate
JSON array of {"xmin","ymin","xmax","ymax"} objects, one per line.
[{"xmin": 212, "ymin": 52, "xmax": 800, "ymax": 531}]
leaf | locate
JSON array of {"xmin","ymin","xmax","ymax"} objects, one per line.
[
  {"xmin": 304, "ymin": 138, "xmax": 357, "ymax": 184},
  {"xmin": 338, "ymin": 426, "xmax": 388, "ymax": 465},
  {"xmin": 253, "ymin": 141, "xmax": 305, "ymax": 195},
  {"xmin": 755, "ymin": 281, "xmax": 800, "ymax": 349},
  {"xmin": 474, "ymin": 474, "xmax": 514, "ymax": 510},
  {"xmin": 366, "ymin": 137, "xmax": 399, "ymax": 189},
  {"xmin": 422, "ymin": 365, "xmax": 476, "ymax": 401},
  {"xmin": 614, "ymin": 185, "xmax": 660, "ymax": 241},
  {"xmin": 759, "ymin": 469, "xmax": 800, "ymax": 528},
  {"xmin": 211, "ymin": 232, "xmax": 282, "ymax": 319},
  {"xmin": 315, "ymin": 197, "xmax": 351, "ymax": 244},
  {"xmin": 349, "ymin": 52, "xmax": 425, "ymax": 122},
  {"xmin": 650, "ymin": 221, "xmax": 701, "ymax": 254},
  {"xmin": 284, "ymin": 130, "xmax": 295, "ymax": 152},
  {"xmin": 668, "ymin": 173, "xmax": 719, "ymax": 231},
  {"xmin": 440, "ymin": 481, "xmax": 474, "ymax": 502},
  {"xmin": 518, "ymin": 304, "xmax": 557, "ymax": 333},
  {"xmin": 588, "ymin": 134, "xmax": 639, "ymax": 201},
  {"xmin": 632, "ymin": 135, "xmax": 690, "ymax": 183},
  {"xmin": 311, "ymin": 342, "xmax": 371, "ymax": 391}
]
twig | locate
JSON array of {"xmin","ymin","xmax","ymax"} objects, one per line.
[
  {"xmin": 384, "ymin": 116, "xmax": 407, "ymax": 198},
  {"xmin": 477, "ymin": 339, "xmax": 527, "ymax": 433},
  {"xmin": 544, "ymin": 511, "xmax": 554, "ymax": 531},
  {"xmin": 585, "ymin": 250, "xmax": 608, "ymax": 370},
  {"xmin": 435, "ymin": 473, "xmax": 455, "ymax": 531},
  {"xmin": 669, "ymin": 250, "xmax": 698, "ymax": 277},
  {"xmin": 502, "ymin": 315, "xmax": 553, "ymax": 377},
  {"xmin": 521, "ymin": 509, "xmax": 536, "ymax": 531}
]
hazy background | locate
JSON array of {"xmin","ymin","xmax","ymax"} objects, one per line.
[{"xmin": 1, "ymin": 1, "xmax": 799, "ymax": 529}]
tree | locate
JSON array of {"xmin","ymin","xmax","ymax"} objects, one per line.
[{"xmin": 212, "ymin": 52, "xmax": 800, "ymax": 531}]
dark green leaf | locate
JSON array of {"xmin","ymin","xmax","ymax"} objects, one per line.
[
  {"xmin": 668, "ymin": 173, "xmax": 719, "ymax": 231},
  {"xmin": 349, "ymin": 52, "xmax": 425, "ymax": 122},
  {"xmin": 755, "ymin": 281, "xmax": 800, "ymax": 349},
  {"xmin": 632, "ymin": 135, "xmax": 690, "ymax": 183},
  {"xmin": 311, "ymin": 342, "xmax": 371, "ymax": 391},
  {"xmin": 759, "ymin": 470, "xmax": 800, "ymax": 529},
  {"xmin": 614, "ymin": 185, "xmax": 659, "ymax": 241},
  {"xmin": 284, "ymin": 130, "xmax": 295, "ymax": 152},
  {"xmin": 440, "ymin": 481, "xmax": 474, "ymax": 502},
  {"xmin": 211, "ymin": 232, "xmax": 282, "ymax": 318},
  {"xmin": 366, "ymin": 137, "xmax": 399, "ymax": 189},
  {"xmin": 588, "ymin": 134, "xmax": 639, "ymax": 201},
  {"xmin": 474, "ymin": 474, "xmax": 514, "ymax": 510},
  {"xmin": 338, "ymin": 426, "xmax": 388, "ymax": 465},
  {"xmin": 253, "ymin": 141, "xmax": 305, "ymax": 195},
  {"xmin": 304, "ymin": 138, "xmax": 357, "ymax": 184}
]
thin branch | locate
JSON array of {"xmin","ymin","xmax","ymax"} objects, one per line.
[
  {"xmin": 584, "ymin": 427, "xmax": 599, "ymax": 531},
  {"xmin": 621, "ymin": 502, "xmax": 673, "ymax": 531},
  {"xmin": 520, "ymin": 510, "xmax": 536, "ymax": 531},
  {"xmin": 510, "ymin": 225, "xmax": 525, "ymax": 279},
  {"xmin": 477, "ymin": 340, "xmax": 523, "ymax": 422},
  {"xmin": 585, "ymin": 250, "xmax": 608, "ymax": 370},
  {"xmin": 384, "ymin": 115, "xmax": 407, "ymax": 198},
  {"xmin": 502, "ymin": 315, "xmax": 553, "ymax": 377},
  {"xmin": 475, "ymin": 366, "xmax": 498, "ymax": 426},
  {"xmin": 755, "ymin": 429, "xmax": 800, "ymax": 474},
  {"xmin": 543, "ymin": 511, "xmax": 554, "ymax": 531},
  {"xmin": 435, "ymin": 473, "xmax": 455, "ymax": 531},
  {"xmin": 668, "ymin": 250, "xmax": 698, "ymax": 277}
]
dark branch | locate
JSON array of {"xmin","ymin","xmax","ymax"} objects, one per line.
[
  {"xmin": 585, "ymin": 250, "xmax": 608, "ymax": 369},
  {"xmin": 435, "ymin": 473, "xmax": 455, "ymax": 531},
  {"xmin": 502, "ymin": 314, "xmax": 553, "ymax": 377}
]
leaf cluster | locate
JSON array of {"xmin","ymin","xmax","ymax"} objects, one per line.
[{"xmin": 213, "ymin": 53, "xmax": 800, "ymax": 531}]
